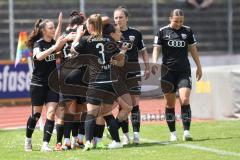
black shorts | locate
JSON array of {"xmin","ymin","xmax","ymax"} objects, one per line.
[
  {"xmin": 86, "ymin": 82, "xmax": 118, "ymax": 105},
  {"xmin": 117, "ymin": 63, "xmax": 141, "ymax": 95},
  {"xmin": 61, "ymin": 67, "xmax": 87, "ymax": 104},
  {"xmin": 125, "ymin": 71, "xmax": 141, "ymax": 95},
  {"xmin": 112, "ymin": 78, "xmax": 129, "ymax": 97},
  {"xmin": 161, "ymin": 69, "xmax": 192, "ymax": 94},
  {"xmin": 30, "ymin": 83, "xmax": 59, "ymax": 106}
]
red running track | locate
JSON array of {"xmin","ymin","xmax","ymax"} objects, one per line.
[{"xmin": 0, "ymin": 98, "xmax": 182, "ymax": 130}]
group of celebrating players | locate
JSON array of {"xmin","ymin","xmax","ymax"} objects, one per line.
[{"xmin": 24, "ymin": 6, "xmax": 202, "ymax": 152}]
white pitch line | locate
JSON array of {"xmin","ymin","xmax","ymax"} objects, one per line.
[
  {"xmin": 141, "ymin": 138, "xmax": 170, "ymax": 145},
  {"xmin": 141, "ymin": 138, "xmax": 240, "ymax": 157},
  {"xmin": 176, "ymin": 144, "xmax": 240, "ymax": 157},
  {"xmin": 1, "ymin": 125, "xmax": 25, "ymax": 130}
]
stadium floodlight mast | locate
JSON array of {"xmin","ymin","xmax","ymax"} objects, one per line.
[
  {"xmin": 227, "ymin": 0, "xmax": 233, "ymax": 55},
  {"xmin": 152, "ymin": 0, "xmax": 158, "ymax": 34},
  {"xmin": 80, "ymin": 0, "xmax": 85, "ymax": 13}
]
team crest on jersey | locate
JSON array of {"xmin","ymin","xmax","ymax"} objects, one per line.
[
  {"xmin": 181, "ymin": 34, "xmax": 187, "ymax": 39},
  {"xmin": 129, "ymin": 35, "xmax": 135, "ymax": 42}
]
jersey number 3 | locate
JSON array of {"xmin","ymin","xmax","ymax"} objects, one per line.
[{"xmin": 96, "ymin": 43, "xmax": 105, "ymax": 64}]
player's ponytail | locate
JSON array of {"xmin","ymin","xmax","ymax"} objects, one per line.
[
  {"xmin": 88, "ymin": 14, "xmax": 103, "ymax": 38},
  {"xmin": 26, "ymin": 19, "xmax": 52, "ymax": 49},
  {"xmin": 26, "ymin": 19, "xmax": 43, "ymax": 49}
]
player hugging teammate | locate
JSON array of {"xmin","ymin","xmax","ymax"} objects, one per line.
[{"xmin": 24, "ymin": 7, "xmax": 201, "ymax": 152}]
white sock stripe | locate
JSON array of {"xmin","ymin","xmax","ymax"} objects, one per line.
[
  {"xmin": 46, "ymin": 131, "xmax": 52, "ymax": 135},
  {"xmin": 27, "ymin": 126, "xmax": 34, "ymax": 131}
]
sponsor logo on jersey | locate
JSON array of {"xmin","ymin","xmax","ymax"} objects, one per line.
[
  {"xmin": 45, "ymin": 54, "xmax": 56, "ymax": 62},
  {"xmin": 181, "ymin": 34, "xmax": 187, "ymax": 39},
  {"xmin": 129, "ymin": 35, "xmax": 135, "ymax": 42},
  {"xmin": 122, "ymin": 41, "xmax": 133, "ymax": 50},
  {"xmin": 167, "ymin": 40, "xmax": 186, "ymax": 47}
]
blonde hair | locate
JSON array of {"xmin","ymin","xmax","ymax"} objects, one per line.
[{"xmin": 88, "ymin": 14, "xmax": 103, "ymax": 38}]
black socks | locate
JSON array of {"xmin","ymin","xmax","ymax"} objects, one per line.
[
  {"xmin": 56, "ymin": 124, "xmax": 64, "ymax": 144},
  {"xmin": 104, "ymin": 115, "xmax": 120, "ymax": 142},
  {"xmin": 131, "ymin": 105, "xmax": 140, "ymax": 132},
  {"xmin": 43, "ymin": 119, "xmax": 55, "ymax": 142},
  {"xmin": 165, "ymin": 107, "xmax": 176, "ymax": 132},
  {"xmin": 181, "ymin": 104, "xmax": 191, "ymax": 131},
  {"xmin": 84, "ymin": 114, "xmax": 96, "ymax": 141}
]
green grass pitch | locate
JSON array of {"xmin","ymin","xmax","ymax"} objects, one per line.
[{"xmin": 0, "ymin": 120, "xmax": 239, "ymax": 160}]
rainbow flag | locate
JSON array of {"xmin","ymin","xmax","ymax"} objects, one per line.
[{"xmin": 15, "ymin": 31, "xmax": 31, "ymax": 67}]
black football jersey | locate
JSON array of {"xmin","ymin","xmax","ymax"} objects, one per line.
[
  {"xmin": 62, "ymin": 28, "xmax": 78, "ymax": 61},
  {"xmin": 31, "ymin": 39, "xmax": 57, "ymax": 85},
  {"xmin": 121, "ymin": 27, "xmax": 146, "ymax": 62},
  {"xmin": 74, "ymin": 34, "xmax": 119, "ymax": 83},
  {"xmin": 153, "ymin": 25, "xmax": 197, "ymax": 71}
]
